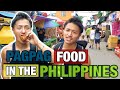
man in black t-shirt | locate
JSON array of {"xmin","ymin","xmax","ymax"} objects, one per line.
[{"xmin": 53, "ymin": 17, "xmax": 91, "ymax": 79}]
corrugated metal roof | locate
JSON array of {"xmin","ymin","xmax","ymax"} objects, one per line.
[{"xmin": 0, "ymin": 11, "xmax": 15, "ymax": 18}]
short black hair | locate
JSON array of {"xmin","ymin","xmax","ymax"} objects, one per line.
[
  {"xmin": 11, "ymin": 11, "xmax": 32, "ymax": 28},
  {"xmin": 92, "ymin": 25, "xmax": 97, "ymax": 29},
  {"xmin": 95, "ymin": 28, "xmax": 100, "ymax": 33},
  {"xmin": 64, "ymin": 16, "xmax": 83, "ymax": 34}
]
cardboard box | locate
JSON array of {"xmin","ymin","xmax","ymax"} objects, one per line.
[
  {"xmin": 108, "ymin": 35, "xmax": 118, "ymax": 44},
  {"xmin": 108, "ymin": 43, "xmax": 118, "ymax": 49},
  {"xmin": 102, "ymin": 26, "xmax": 106, "ymax": 30}
]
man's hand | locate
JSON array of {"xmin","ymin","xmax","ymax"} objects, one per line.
[{"xmin": 26, "ymin": 31, "xmax": 40, "ymax": 46}]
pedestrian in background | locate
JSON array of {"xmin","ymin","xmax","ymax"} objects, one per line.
[
  {"xmin": 89, "ymin": 25, "xmax": 95, "ymax": 49},
  {"xmin": 85, "ymin": 26, "xmax": 91, "ymax": 43},
  {"xmin": 95, "ymin": 28, "xmax": 101, "ymax": 50}
]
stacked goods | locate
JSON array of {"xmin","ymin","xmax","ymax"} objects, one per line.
[
  {"xmin": 107, "ymin": 35, "xmax": 118, "ymax": 49},
  {"xmin": 115, "ymin": 46, "xmax": 120, "ymax": 58},
  {"xmin": 116, "ymin": 11, "xmax": 120, "ymax": 21},
  {"xmin": 102, "ymin": 26, "xmax": 106, "ymax": 30},
  {"xmin": 117, "ymin": 22, "xmax": 120, "ymax": 35},
  {"xmin": 112, "ymin": 21, "xmax": 119, "ymax": 36},
  {"xmin": 114, "ymin": 35, "xmax": 120, "ymax": 58}
]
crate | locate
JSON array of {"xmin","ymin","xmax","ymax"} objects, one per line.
[
  {"xmin": 115, "ymin": 47, "xmax": 120, "ymax": 58},
  {"xmin": 108, "ymin": 43, "xmax": 118, "ymax": 49},
  {"xmin": 108, "ymin": 35, "xmax": 118, "ymax": 43}
]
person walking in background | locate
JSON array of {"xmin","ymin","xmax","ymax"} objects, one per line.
[
  {"xmin": 104, "ymin": 25, "xmax": 111, "ymax": 47},
  {"xmin": 89, "ymin": 25, "xmax": 95, "ymax": 49},
  {"xmin": 85, "ymin": 26, "xmax": 91, "ymax": 43},
  {"xmin": 95, "ymin": 28, "xmax": 101, "ymax": 50}
]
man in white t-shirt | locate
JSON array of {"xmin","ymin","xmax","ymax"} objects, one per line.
[{"xmin": 89, "ymin": 25, "xmax": 96, "ymax": 49}]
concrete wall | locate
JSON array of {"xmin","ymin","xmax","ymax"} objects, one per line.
[{"xmin": 55, "ymin": 11, "xmax": 73, "ymax": 21}]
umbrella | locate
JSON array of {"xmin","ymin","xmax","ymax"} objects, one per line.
[
  {"xmin": 47, "ymin": 16, "xmax": 65, "ymax": 25},
  {"xmin": 44, "ymin": 20, "xmax": 60, "ymax": 29},
  {"xmin": 34, "ymin": 19, "xmax": 45, "ymax": 28},
  {"xmin": 31, "ymin": 15, "xmax": 55, "ymax": 22},
  {"xmin": 32, "ymin": 15, "xmax": 56, "ymax": 28}
]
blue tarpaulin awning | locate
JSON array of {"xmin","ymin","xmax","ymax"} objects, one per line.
[{"xmin": 0, "ymin": 11, "xmax": 15, "ymax": 18}]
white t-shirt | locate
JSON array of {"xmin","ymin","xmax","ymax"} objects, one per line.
[{"xmin": 90, "ymin": 29, "xmax": 95, "ymax": 40}]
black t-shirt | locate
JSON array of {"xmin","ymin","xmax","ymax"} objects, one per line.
[
  {"xmin": 53, "ymin": 42, "xmax": 85, "ymax": 79},
  {"xmin": 10, "ymin": 42, "xmax": 51, "ymax": 79},
  {"xmin": 77, "ymin": 40, "xmax": 88, "ymax": 49}
]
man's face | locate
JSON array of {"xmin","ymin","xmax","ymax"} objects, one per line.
[
  {"xmin": 63, "ymin": 23, "xmax": 81, "ymax": 44},
  {"xmin": 12, "ymin": 19, "xmax": 31, "ymax": 43}
]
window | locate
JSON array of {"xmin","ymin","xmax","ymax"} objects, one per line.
[{"xmin": 61, "ymin": 11, "xmax": 66, "ymax": 16}]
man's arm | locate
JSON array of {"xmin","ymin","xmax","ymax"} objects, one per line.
[
  {"xmin": 28, "ymin": 32, "xmax": 55, "ymax": 63},
  {"xmin": 1, "ymin": 49, "xmax": 11, "ymax": 79},
  {"xmin": 37, "ymin": 40, "xmax": 54, "ymax": 63}
]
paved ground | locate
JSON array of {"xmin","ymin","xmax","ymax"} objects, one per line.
[
  {"xmin": 82, "ymin": 29, "xmax": 120, "ymax": 79},
  {"xmin": 86, "ymin": 41, "xmax": 120, "ymax": 79}
]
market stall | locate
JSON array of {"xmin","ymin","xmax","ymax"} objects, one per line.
[
  {"xmin": 32, "ymin": 15, "xmax": 60, "ymax": 47},
  {"xmin": 109, "ymin": 11, "xmax": 120, "ymax": 58}
]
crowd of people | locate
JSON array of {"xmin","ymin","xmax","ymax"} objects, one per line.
[{"xmin": 84, "ymin": 24, "xmax": 111, "ymax": 50}]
